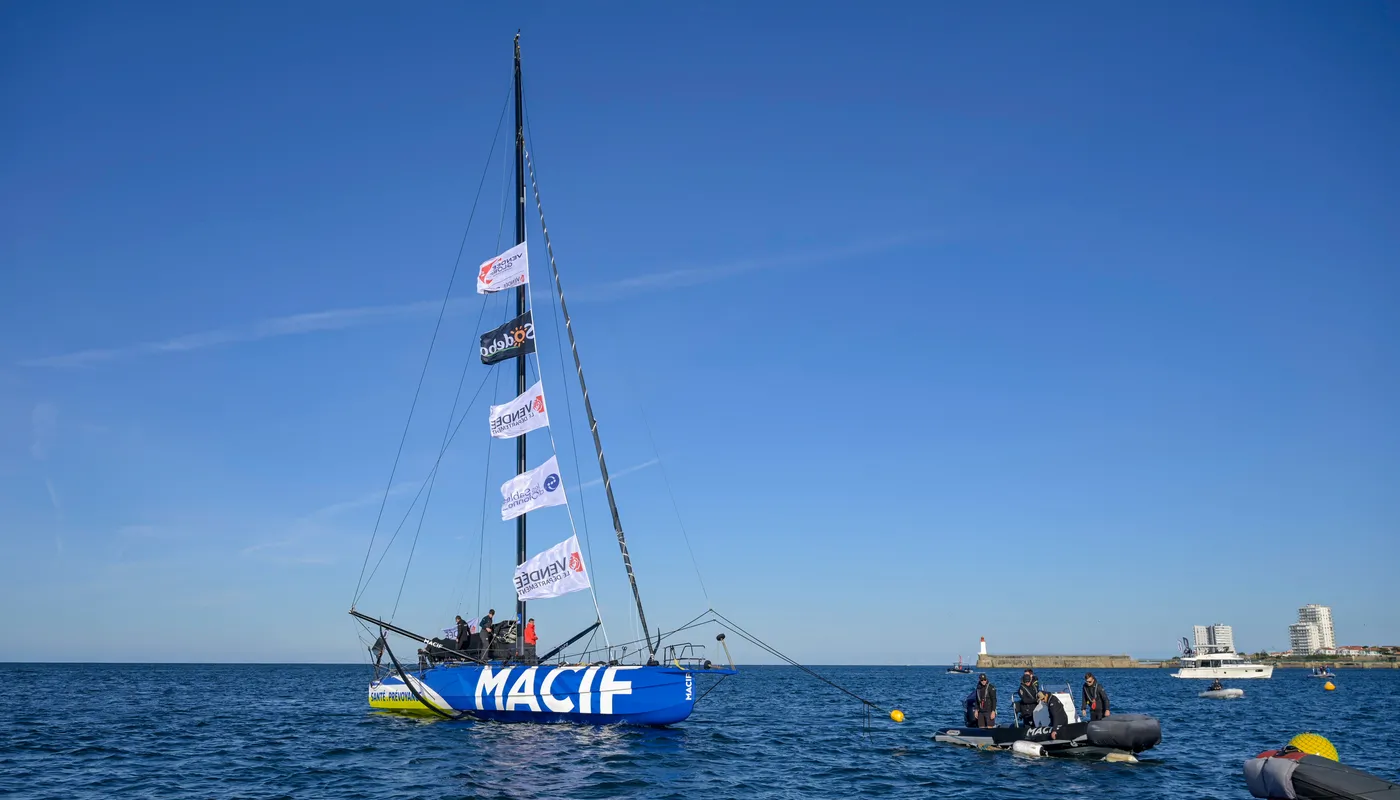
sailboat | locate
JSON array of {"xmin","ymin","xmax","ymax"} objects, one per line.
[{"xmin": 347, "ymin": 34, "xmax": 736, "ymax": 726}]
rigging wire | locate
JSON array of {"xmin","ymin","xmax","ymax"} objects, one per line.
[
  {"xmin": 707, "ymin": 609, "xmax": 885, "ymax": 711},
  {"xmin": 619, "ymin": 368, "xmax": 712, "ymax": 606},
  {"xmin": 352, "ymin": 81, "xmax": 513, "ymax": 608},
  {"xmin": 522, "ymin": 242, "xmax": 612, "ymax": 650},
  {"xmin": 390, "ymin": 300, "xmax": 486, "ymax": 621},
  {"xmin": 475, "ymin": 301, "xmax": 509, "ymax": 618},
  {"xmin": 523, "ymin": 109, "xmax": 597, "ymax": 588},
  {"xmin": 354, "ymin": 359, "xmax": 496, "ymax": 606},
  {"xmin": 522, "ymin": 130, "xmax": 652, "ymax": 656}
]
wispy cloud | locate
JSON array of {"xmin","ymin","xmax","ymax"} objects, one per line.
[
  {"xmin": 19, "ymin": 299, "xmax": 457, "ymax": 368},
  {"xmin": 20, "ymin": 234, "xmax": 936, "ymax": 369},
  {"xmin": 306, "ymin": 482, "xmax": 417, "ymax": 520},
  {"xmin": 45, "ymin": 478, "xmax": 63, "ymax": 554},
  {"xmin": 30, "ymin": 402, "xmax": 57, "ymax": 460},
  {"xmin": 575, "ymin": 232, "xmax": 935, "ymax": 301},
  {"xmin": 239, "ymin": 482, "xmax": 416, "ymax": 558},
  {"xmin": 44, "ymin": 478, "xmax": 61, "ymax": 513},
  {"xmin": 578, "ymin": 458, "xmax": 660, "ymax": 490}
]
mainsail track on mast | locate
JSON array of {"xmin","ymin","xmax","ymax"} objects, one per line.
[{"xmin": 511, "ymin": 33, "xmax": 529, "ymax": 657}]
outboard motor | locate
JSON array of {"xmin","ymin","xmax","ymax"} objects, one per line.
[{"xmin": 963, "ymin": 690, "xmax": 979, "ymax": 727}]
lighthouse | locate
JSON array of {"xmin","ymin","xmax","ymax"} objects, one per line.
[{"xmin": 979, "ymin": 636, "xmax": 987, "ymax": 656}]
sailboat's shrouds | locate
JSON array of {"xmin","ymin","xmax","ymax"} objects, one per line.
[{"xmin": 353, "ymin": 34, "xmax": 736, "ymax": 727}]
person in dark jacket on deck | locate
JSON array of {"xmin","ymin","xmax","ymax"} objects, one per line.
[
  {"xmin": 1016, "ymin": 669, "xmax": 1040, "ymax": 727},
  {"xmin": 478, "ymin": 610, "xmax": 496, "ymax": 660},
  {"xmin": 454, "ymin": 615, "xmax": 470, "ymax": 652},
  {"xmin": 1081, "ymin": 672, "xmax": 1111, "ymax": 721},
  {"xmin": 975, "ymin": 673, "xmax": 997, "ymax": 728}
]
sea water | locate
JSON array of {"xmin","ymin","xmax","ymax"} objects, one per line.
[{"xmin": 1, "ymin": 663, "xmax": 1395, "ymax": 798}]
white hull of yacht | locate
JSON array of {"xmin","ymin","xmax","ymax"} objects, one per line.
[{"xmin": 1172, "ymin": 664, "xmax": 1273, "ymax": 679}]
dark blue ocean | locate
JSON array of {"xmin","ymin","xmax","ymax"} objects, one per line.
[{"xmin": 2, "ymin": 664, "xmax": 1396, "ymax": 799}]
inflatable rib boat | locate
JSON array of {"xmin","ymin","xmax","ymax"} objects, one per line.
[
  {"xmin": 1200, "ymin": 688, "xmax": 1245, "ymax": 699},
  {"xmin": 934, "ymin": 691, "xmax": 1161, "ymax": 762},
  {"xmin": 1246, "ymin": 747, "xmax": 1400, "ymax": 799}
]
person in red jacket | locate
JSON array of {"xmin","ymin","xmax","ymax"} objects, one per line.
[{"xmin": 524, "ymin": 618, "xmax": 538, "ymax": 664}]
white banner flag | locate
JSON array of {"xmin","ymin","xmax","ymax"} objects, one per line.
[
  {"xmin": 514, "ymin": 534, "xmax": 591, "ymax": 600},
  {"xmin": 501, "ymin": 455, "xmax": 567, "ymax": 520},
  {"xmin": 489, "ymin": 380, "xmax": 549, "ymax": 439},
  {"xmin": 476, "ymin": 241, "xmax": 529, "ymax": 294}
]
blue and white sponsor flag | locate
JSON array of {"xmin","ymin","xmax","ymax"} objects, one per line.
[
  {"xmin": 514, "ymin": 534, "xmax": 591, "ymax": 601},
  {"xmin": 501, "ymin": 455, "xmax": 567, "ymax": 520},
  {"xmin": 476, "ymin": 241, "xmax": 529, "ymax": 294},
  {"xmin": 489, "ymin": 380, "xmax": 549, "ymax": 439}
]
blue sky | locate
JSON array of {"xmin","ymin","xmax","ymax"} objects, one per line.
[{"xmin": 2, "ymin": 2, "xmax": 1396, "ymax": 664}]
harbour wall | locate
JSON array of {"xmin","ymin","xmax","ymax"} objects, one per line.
[
  {"xmin": 975, "ymin": 655, "xmax": 1400, "ymax": 669},
  {"xmin": 976, "ymin": 654, "xmax": 1158, "ymax": 669}
]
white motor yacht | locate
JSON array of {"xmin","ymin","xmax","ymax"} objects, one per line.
[{"xmin": 1172, "ymin": 649, "xmax": 1273, "ymax": 679}]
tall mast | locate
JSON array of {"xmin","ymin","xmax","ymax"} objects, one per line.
[{"xmin": 513, "ymin": 32, "xmax": 527, "ymax": 656}]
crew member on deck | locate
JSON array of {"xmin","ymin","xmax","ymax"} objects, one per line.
[
  {"xmin": 1038, "ymin": 690, "xmax": 1069, "ymax": 727},
  {"xmin": 1016, "ymin": 668, "xmax": 1040, "ymax": 727},
  {"xmin": 1209, "ymin": 679, "xmax": 1224, "ymax": 691},
  {"xmin": 1081, "ymin": 672, "xmax": 1111, "ymax": 721},
  {"xmin": 975, "ymin": 673, "xmax": 997, "ymax": 728},
  {"xmin": 455, "ymin": 615, "xmax": 470, "ymax": 652},
  {"xmin": 479, "ymin": 609, "xmax": 496, "ymax": 660},
  {"xmin": 524, "ymin": 618, "xmax": 538, "ymax": 664}
]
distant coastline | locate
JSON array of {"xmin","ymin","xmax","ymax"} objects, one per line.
[{"xmin": 976, "ymin": 654, "xmax": 1400, "ymax": 669}]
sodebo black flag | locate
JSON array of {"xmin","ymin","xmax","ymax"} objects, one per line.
[{"xmin": 480, "ymin": 311, "xmax": 535, "ymax": 365}]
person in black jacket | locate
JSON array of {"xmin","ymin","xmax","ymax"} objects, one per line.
[
  {"xmin": 477, "ymin": 610, "xmax": 496, "ymax": 660},
  {"xmin": 1081, "ymin": 672, "xmax": 1110, "ymax": 721},
  {"xmin": 975, "ymin": 673, "xmax": 997, "ymax": 728},
  {"xmin": 1039, "ymin": 690, "xmax": 1069, "ymax": 727},
  {"xmin": 1015, "ymin": 669, "xmax": 1040, "ymax": 727},
  {"xmin": 454, "ymin": 615, "xmax": 470, "ymax": 651}
]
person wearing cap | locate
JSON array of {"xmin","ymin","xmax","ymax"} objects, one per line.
[
  {"xmin": 974, "ymin": 673, "xmax": 997, "ymax": 728},
  {"xmin": 1015, "ymin": 668, "xmax": 1040, "ymax": 727},
  {"xmin": 1081, "ymin": 672, "xmax": 1111, "ymax": 721},
  {"xmin": 1038, "ymin": 690, "xmax": 1069, "ymax": 727}
]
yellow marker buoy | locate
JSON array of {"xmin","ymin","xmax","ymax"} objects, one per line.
[
  {"xmin": 1288, "ymin": 732, "xmax": 1339, "ymax": 762},
  {"xmin": 890, "ymin": 709, "xmax": 905, "ymax": 723},
  {"xmin": 1324, "ymin": 681, "xmax": 1336, "ymax": 691}
]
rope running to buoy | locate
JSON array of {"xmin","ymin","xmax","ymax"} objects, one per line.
[{"xmin": 705, "ymin": 609, "xmax": 888, "ymax": 713}]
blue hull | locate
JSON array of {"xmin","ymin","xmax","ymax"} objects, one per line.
[{"xmin": 370, "ymin": 663, "xmax": 727, "ymax": 726}]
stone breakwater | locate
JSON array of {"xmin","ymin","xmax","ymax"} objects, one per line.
[
  {"xmin": 976, "ymin": 654, "xmax": 1161, "ymax": 669},
  {"xmin": 975, "ymin": 655, "xmax": 1400, "ymax": 669}
]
